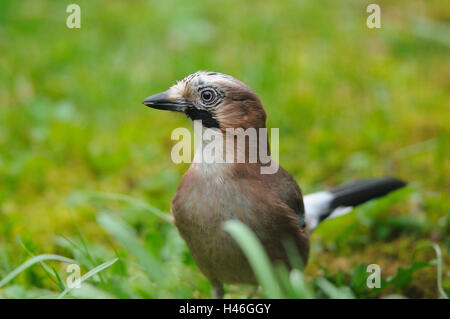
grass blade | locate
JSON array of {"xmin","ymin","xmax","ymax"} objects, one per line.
[
  {"xmin": 97, "ymin": 212, "xmax": 166, "ymax": 283},
  {"xmin": 414, "ymin": 243, "xmax": 448, "ymax": 299},
  {"xmin": 18, "ymin": 239, "xmax": 66, "ymax": 291},
  {"xmin": 316, "ymin": 278, "xmax": 355, "ymax": 299},
  {"xmin": 57, "ymin": 257, "xmax": 118, "ymax": 299},
  {"xmin": 69, "ymin": 191, "xmax": 172, "ymax": 223},
  {"xmin": 0, "ymin": 254, "xmax": 75, "ymax": 288},
  {"xmin": 223, "ymin": 220, "xmax": 283, "ymax": 298}
]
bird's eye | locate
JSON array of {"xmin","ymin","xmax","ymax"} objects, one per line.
[{"xmin": 200, "ymin": 89, "xmax": 217, "ymax": 105}]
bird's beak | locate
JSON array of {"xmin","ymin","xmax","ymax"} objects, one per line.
[{"xmin": 142, "ymin": 91, "xmax": 189, "ymax": 113}]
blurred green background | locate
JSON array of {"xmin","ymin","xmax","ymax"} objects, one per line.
[{"xmin": 0, "ymin": 0, "xmax": 449, "ymax": 298}]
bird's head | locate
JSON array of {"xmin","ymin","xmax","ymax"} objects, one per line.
[{"xmin": 142, "ymin": 71, "xmax": 267, "ymax": 130}]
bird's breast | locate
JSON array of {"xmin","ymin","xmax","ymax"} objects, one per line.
[
  {"xmin": 171, "ymin": 163, "xmax": 259, "ymax": 284},
  {"xmin": 172, "ymin": 163, "xmax": 255, "ymax": 230}
]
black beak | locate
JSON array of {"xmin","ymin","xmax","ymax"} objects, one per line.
[{"xmin": 142, "ymin": 91, "xmax": 188, "ymax": 112}]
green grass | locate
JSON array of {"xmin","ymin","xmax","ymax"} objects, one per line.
[{"xmin": 0, "ymin": 0, "xmax": 449, "ymax": 298}]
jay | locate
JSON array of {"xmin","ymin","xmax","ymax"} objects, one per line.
[{"xmin": 142, "ymin": 71, "xmax": 405, "ymax": 298}]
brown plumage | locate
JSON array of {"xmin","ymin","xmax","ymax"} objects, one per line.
[
  {"xmin": 142, "ymin": 71, "xmax": 308, "ymax": 297},
  {"xmin": 172, "ymin": 163, "xmax": 309, "ymax": 287},
  {"xmin": 142, "ymin": 71, "xmax": 406, "ymax": 298}
]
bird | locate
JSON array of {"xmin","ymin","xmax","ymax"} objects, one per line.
[{"xmin": 142, "ymin": 71, "xmax": 406, "ymax": 298}]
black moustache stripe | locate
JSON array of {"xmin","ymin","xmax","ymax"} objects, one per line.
[{"xmin": 185, "ymin": 109, "xmax": 220, "ymax": 129}]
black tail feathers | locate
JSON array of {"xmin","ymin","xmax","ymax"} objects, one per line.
[
  {"xmin": 304, "ymin": 177, "xmax": 407, "ymax": 232},
  {"xmin": 328, "ymin": 177, "xmax": 407, "ymax": 211}
]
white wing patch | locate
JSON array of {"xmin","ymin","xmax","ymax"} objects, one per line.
[{"xmin": 304, "ymin": 191, "xmax": 353, "ymax": 232}]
